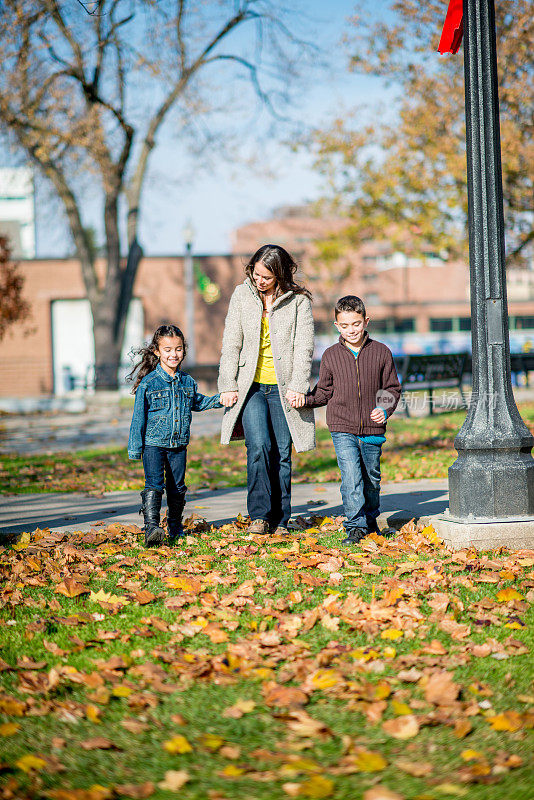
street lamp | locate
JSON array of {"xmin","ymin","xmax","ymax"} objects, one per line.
[
  {"xmin": 182, "ymin": 220, "xmax": 196, "ymax": 366},
  {"xmin": 436, "ymin": 0, "xmax": 534, "ymax": 546}
]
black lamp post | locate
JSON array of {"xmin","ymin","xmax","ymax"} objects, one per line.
[
  {"xmin": 447, "ymin": 0, "xmax": 534, "ymax": 519},
  {"xmin": 182, "ymin": 221, "xmax": 196, "ymax": 366}
]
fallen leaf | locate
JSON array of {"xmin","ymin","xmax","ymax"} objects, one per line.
[
  {"xmin": 222, "ymin": 699, "xmax": 256, "ymax": 718},
  {"xmin": 424, "ymin": 671, "xmax": 460, "ymax": 705},
  {"xmin": 487, "ymin": 710, "xmax": 523, "ymax": 731},
  {"xmin": 382, "ymin": 715, "xmax": 419, "ymax": 739},
  {"xmin": 297, "ymin": 775, "xmax": 335, "ymax": 798},
  {"xmin": 353, "ymin": 750, "xmax": 387, "ymax": 772},
  {"xmin": 55, "ymin": 578, "xmax": 91, "ymax": 598},
  {"xmin": 81, "ymin": 738, "xmax": 120, "ymax": 750},
  {"xmin": 497, "ymin": 588, "xmax": 524, "ymax": 602},
  {"xmin": 395, "ymin": 759, "xmax": 433, "ymax": 777},
  {"xmin": 114, "ymin": 783, "xmax": 155, "ymax": 799},
  {"xmin": 163, "ymin": 735, "xmax": 193, "ymax": 754},
  {"xmin": 363, "ymin": 787, "xmax": 403, "ymax": 800},
  {"xmin": 16, "ymin": 754, "xmax": 47, "ymax": 772},
  {"xmin": 157, "ymin": 771, "xmax": 190, "ymax": 791}
]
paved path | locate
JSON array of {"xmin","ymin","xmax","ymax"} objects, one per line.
[
  {"xmin": 0, "ymin": 479, "xmax": 448, "ymax": 538},
  {"xmin": 0, "ymin": 407, "xmax": 225, "ymax": 455}
]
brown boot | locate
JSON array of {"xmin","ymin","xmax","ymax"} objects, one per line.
[
  {"xmin": 247, "ymin": 519, "xmax": 269, "ymax": 534},
  {"xmin": 271, "ymin": 526, "xmax": 291, "ymax": 536}
]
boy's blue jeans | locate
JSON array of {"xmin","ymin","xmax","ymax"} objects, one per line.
[
  {"xmin": 142, "ymin": 445, "xmax": 187, "ymax": 500},
  {"xmin": 330, "ymin": 432, "xmax": 382, "ymax": 533},
  {"xmin": 241, "ymin": 383, "xmax": 292, "ymax": 528}
]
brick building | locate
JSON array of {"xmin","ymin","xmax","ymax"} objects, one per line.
[{"xmin": 2, "ymin": 210, "xmax": 534, "ymax": 398}]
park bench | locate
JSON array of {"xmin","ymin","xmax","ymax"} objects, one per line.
[
  {"xmin": 395, "ymin": 352, "xmax": 469, "ymax": 416},
  {"xmin": 509, "ymin": 353, "xmax": 534, "ymax": 387}
]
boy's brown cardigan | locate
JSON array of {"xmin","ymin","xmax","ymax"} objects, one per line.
[{"xmin": 305, "ymin": 333, "xmax": 401, "ymax": 436}]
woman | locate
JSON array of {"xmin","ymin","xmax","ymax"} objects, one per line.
[{"xmin": 218, "ymin": 244, "xmax": 315, "ymax": 534}]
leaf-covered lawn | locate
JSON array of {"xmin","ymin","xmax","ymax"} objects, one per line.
[
  {"xmin": 0, "ymin": 517, "xmax": 533, "ymax": 799},
  {"xmin": 3, "ymin": 403, "xmax": 534, "ymax": 495}
]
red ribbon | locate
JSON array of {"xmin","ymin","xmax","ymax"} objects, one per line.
[{"xmin": 438, "ymin": 0, "xmax": 464, "ymax": 54}]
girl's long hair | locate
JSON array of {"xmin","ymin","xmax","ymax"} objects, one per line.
[
  {"xmin": 127, "ymin": 324, "xmax": 187, "ymax": 393},
  {"xmin": 244, "ymin": 244, "xmax": 312, "ymax": 300}
]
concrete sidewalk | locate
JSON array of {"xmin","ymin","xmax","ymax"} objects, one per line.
[{"xmin": 0, "ymin": 479, "xmax": 448, "ymax": 538}]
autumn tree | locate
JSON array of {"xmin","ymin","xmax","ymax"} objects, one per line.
[
  {"xmin": 0, "ymin": 236, "xmax": 30, "ymax": 341},
  {"xmin": 309, "ymin": 0, "xmax": 533, "ymax": 265},
  {"xmin": 0, "ymin": 0, "xmax": 312, "ymax": 390}
]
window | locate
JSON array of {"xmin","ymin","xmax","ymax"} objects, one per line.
[
  {"xmin": 458, "ymin": 317, "xmax": 471, "ymax": 331},
  {"xmin": 430, "ymin": 318, "xmax": 454, "ymax": 332},
  {"xmin": 513, "ymin": 316, "xmax": 534, "ymax": 330},
  {"xmin": 369, "ymin": 320, "xmax": 389, "ymax": 333},
  {"xmin": 393, "ymin": 318, "xmax": 415, "ymax": 333}
]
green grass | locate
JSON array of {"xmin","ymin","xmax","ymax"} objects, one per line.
[
  {"xmin": 3, "ymin": 403, "xmax": 534, "ymax": 495},
  {"xmin": 0, "ymin": 519, "xmax": 532, "ymax": 799}
]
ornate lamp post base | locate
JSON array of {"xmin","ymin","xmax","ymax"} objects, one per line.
[
  {"xmin": 438, "ymin": 0, "xmax": 534, "ymax": 542},
  {"xmin": 449, "ymin": 447, "xmax": 534, "ymax": 521}
]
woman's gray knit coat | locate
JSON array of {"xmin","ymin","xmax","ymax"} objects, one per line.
[{"xmin": 218, "ymin": 278, "xmax": 316, "ymax": 452}]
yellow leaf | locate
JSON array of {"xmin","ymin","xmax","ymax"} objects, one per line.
[
  {"xmin": 199, "ymin": 733, "xmax": 225, "ymax": 751},
  {"xmin": 0, "ymin": 722, "xmax": 20, "ymax": 736},
  {"xmin": 86, "ymin": 704, "xmax": 101, "ymax": 723},
  {"xmin": 310, "ymin": 670, "xmax": 339, "ymax": 690},
  {"xmin": 0, "ymin": 698, "xmax": 24, "ymax": 716},
  {"xmin": 487, "ymin": 711, "xmax": 522, "ymax": 731},
  {"xmin": 163, "ymin": 735, "xmax": 193, "ymax": 754},
  {"xmin": 391, "ymin": 700, "xmax": 412, "ymax": 716},
  {"xmin": 461, "ymin": 749, "xmax": 483, "ymax": 761},
  {"xmin": 12, "ymin": 531, "xmax": 31, "ymax": 551},
  {"xmin": 220, "ymin": 764, "xmax": 245, "ymax": 777},
  {"xmin": 89, "ymin": 589, "xmax": 129, "ymax": 606},
  {"xmin": 112, "ymin": 686, "xmax": 132, "ymax": 698},
  {"xmin": 164, "ymin": 576, "xmax": 202, "ymax": 593},
  {"xmin": 380, "ymin": 628, "xmax": 403, "ymax": 640},
  {"xmin": 298, "ymin": 775, "xmax": 335, "ymax": 798},
  {"xmin": 353, "ymin": 750, "xmax": 388, "ymax": 772},
  {"xmin": 496, "ymin": 588, "xmax": 523, "ymax": 602},
  {"xmin": 433, "ymin": 784, "xmax": 468, "ymax": 796},
  {"xmin": 383, "ymin": 647, "xmax": 396, "ymax": 659},
  {"xmin": 16, "ymin": 754, "xmax": 46, "ymax": 773}
]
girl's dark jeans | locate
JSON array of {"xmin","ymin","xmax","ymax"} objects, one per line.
[
  {"xmin": 241, "ymin": 382, "xmax": 292, "ymax": 528},
  {"xmin": 142, "ymin": 445, "xmax": 187, "ymax": 500}
]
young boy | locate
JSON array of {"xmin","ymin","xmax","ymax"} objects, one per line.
[{"xmin": 304, "ymin": 295, "xmax": 401, "ymax": 545}]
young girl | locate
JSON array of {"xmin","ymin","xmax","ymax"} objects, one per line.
[{"xmin": 128, "ymin": 324, "xmax": 221, "ymax": 547}]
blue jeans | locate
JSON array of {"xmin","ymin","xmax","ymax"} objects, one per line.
[
  {"xmin": 331, "ymin": 432, "xmax": 382, "ymax": 533},
  {"xmin": 241, "ymin": 383, "xmax": 292, "ymax": 528},
  {"xmin": 142, "ymin": 445, "xmax": 187, "ymax": 500}
]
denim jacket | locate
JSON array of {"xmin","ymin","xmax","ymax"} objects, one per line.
[{"xmin": 128, "ymin": 364, "xmax": 222, "ymax": 459}]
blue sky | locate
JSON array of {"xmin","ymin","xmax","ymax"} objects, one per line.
[{"xmin": 33, "ymin": 0, "xmax": 396, "ymax": 257}]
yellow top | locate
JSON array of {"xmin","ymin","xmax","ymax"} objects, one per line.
[{"xmin": 254, "ymin": 315, "xmax": 277, "ymax": 384}]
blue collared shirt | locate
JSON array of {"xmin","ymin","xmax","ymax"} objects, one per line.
[{"xmin": 128, "ymin": 364, "xmax": 221, "ymax": 459}]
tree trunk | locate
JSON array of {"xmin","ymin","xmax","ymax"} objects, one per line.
[
  {"xmin": 92, "ymin": 297, "xmax": 122, "ymax": 391},
  {"xmin": 90, "ymin": 237, "xmax": 144, "ymax": 392}
]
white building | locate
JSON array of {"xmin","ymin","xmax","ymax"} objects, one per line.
[{"xmin": 0, "ymin": 167, "xmax": 36, "ymax": 258}]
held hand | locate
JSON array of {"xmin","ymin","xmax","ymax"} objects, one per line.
[
  {"xmin": 286, "ymin": 390, "xmax": 305, "ymax": 409},
  {"xmin": 370, "ymin": 407, "xmax": 386, "ymax": 424},
  {"xmin": 220, "ymin": 391, "xmax": 238, "ymax": 407}
]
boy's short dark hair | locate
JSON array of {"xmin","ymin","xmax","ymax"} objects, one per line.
[{"xmin": 335, "ymin": 295, "xmax": 366, "ymax": 319}]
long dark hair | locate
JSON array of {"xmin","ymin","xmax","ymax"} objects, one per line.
[
  {"xmin": 245, "ymin": 244, "xmax": 311, "ymax": 300},
  {"xmin": 127, "ymin": 324, "xmax": 187, "ymax": 392}
]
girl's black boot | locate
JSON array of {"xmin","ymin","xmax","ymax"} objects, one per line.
[
  {"xmin": 140, "ymin": 489, "xmax": 165, "ymax": 547},
  {"xmin": 167, "ymin": 491, "xmax": 187, "ymax": 544}
]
